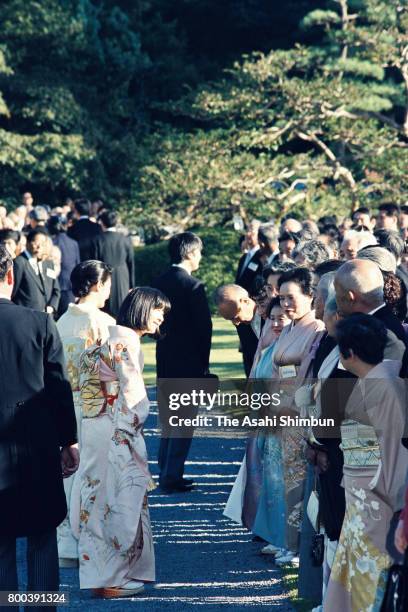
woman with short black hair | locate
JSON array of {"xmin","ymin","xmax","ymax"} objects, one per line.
[{"xmin": 74, "ymin": 287, "xmax": 170, "ymax": 598}]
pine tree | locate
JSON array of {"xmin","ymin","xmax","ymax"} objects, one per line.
[{"xmin": 131, "ymin": 0, "xmax": 408, "ymax": 235}]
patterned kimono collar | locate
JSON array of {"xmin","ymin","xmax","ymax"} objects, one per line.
[
  {"xmin": 107, "ymin": 324, "xmax": 141, "ymax": 344},
  {"xmin": 100, "ymin": 326, "xmax": 141, "ymax": 382}
]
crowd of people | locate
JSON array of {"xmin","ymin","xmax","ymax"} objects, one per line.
[
  {"xmin": 0, "ymin": 192, "xmax": 135, "ymax": 318},
  {"xmin": 215, "ymin": 202, "xmax": 408, "ymax": 611},
  {"xmin": 2, "ymin": 193, "xmax": 408, "ymax": 611}
]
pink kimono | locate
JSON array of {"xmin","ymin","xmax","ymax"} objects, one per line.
[
  {"xmin": 270, "ymin": 310, "xmax": 325, "ymax": 552},
  {"xmin": 71, "ymin": 325, "xmax": 155, "ymax": 589}
]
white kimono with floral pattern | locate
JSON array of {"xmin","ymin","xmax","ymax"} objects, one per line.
[
  {"xmin": 71, "ymin": 325, "xmax": 155, "ymax": 589},
  {"xmin": 56, "ymin": 303, "xmax": 115, "ymax": 560}
]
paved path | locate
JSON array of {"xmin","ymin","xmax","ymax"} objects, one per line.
[{"xmin": 17, "ymin": 391, "xmax": 293, "ymax": 611}]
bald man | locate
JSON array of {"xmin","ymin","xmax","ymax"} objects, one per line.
[
  {"xmin": 335, "ymin": 258, "xmax": 408, "ymax": 372},
  {"xmin": 215, "ymin": 284, "xmax": 258, "ymax": 376},
  {"xmin": 281, "ymin": 217, "xmax": 302, "ymax": 234}
]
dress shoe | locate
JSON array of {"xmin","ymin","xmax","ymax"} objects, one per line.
[
  {"xmin": 182, "ymin": 478, "xmax": 195, "ymax": 486},
  {"xmin": 160, "ymin": 481, "xmax": 194, "ymax": 493}
]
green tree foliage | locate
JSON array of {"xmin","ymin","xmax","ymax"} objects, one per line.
[
  {"xmin": 130, "ymin": 0, "xmax": 408, "ymax": 237},
  {"xmin": 0, "ymin": 0, "xmax": 406, "ymax": 232}
]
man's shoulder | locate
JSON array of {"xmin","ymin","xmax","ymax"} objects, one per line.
[
  {"xmin": 0, "ymin": 302, "xmax": 47, "ymax": 326},
  {"xmin": 58, "ymin": 232, "xmax": 78, "ymax": 248},
  {"xmin": 15, "ymin": 253, "xmax": 28, "ymax": 264}
]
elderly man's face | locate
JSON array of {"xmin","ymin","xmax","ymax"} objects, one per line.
[
  {"xmin": 334, "ymin": 279, "xmax": 354, "ymax": 317},
  {"xmin": 340, "ymin": 237, "xmax": 358, "ymax": 260},
  {"xmin": 323, "ymin": 309, "xmax": 339, "ymax": 338},
  {"xmin": 314, "ymin": 286, "xmax": 326, "ymax": 321},
  {"xmin": 218, "ymin": 297, "xmax": 254, "ymax": 326}
]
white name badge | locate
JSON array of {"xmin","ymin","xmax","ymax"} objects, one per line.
[
  {"xmin": 46, "ymin": 268, "xmax": 57, "ymax": 279},
  {"xmin": 279, "ymin": 365, "xmax": 297, "ymax": 379},
  {"xmin": 248, "ymin": 262, "xmax": 259, "ymax": 271}
]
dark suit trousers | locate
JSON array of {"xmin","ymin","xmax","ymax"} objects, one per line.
[
  {"xmin": 158, "ymin": 436, "xmax": 194, "ymax": 487},
  {"xmin": 158, "ymin": 398, "xmax": 197, "ymax": 487},
  {"xmin": 0, "ymin": 529, "xmax": 59, "ymax": 612}
]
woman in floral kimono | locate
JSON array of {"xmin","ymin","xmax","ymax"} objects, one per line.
[
  {"xmin": 323, "ymin": 314, "xmax": 408, "ymax": 612},
  {"xmin": 270, "ymin": 267, "xmax": 325, "ymax": 564},
  {"xmin": 56, "ymin": 260, "xmax": 115, "ymax": 567},
  {"xmin": 72, "ymin": 287, "xmax": 170, "ymax": 598}
]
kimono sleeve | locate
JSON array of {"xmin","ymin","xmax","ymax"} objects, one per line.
[
  {"xmin": 366, "ymin": 382, "xmax": 408, "ymax": 512},
  {"xmin": 112, "ymin": 338, "xmax": 150, "ymax": 434}
]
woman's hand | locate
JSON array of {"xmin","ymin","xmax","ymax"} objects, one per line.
[{"xmin": 394, "ymin": 518, "xmax": 407, "ymax": 554}]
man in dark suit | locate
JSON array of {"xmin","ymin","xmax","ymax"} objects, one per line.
[
  {"xmin": 67, "ymin": 198, "xmax": 101, "ymax": 261},
  {"xmin": 89, "ymin": 210, "xmax": 135, "ymax": 317},
  {"xmin": 48, "ymin": 215, "xmax": 80, "ymax": 317},
  {"xmin": 12, "ymin": 228, "xmax": 60, "ymax": 315},
  {"xmin": 152, "ymin": 232, "xmax": 212, "ymax": 493},
  {"xmin": 0, "ymin": 244, "xmax": 78, "ymax": 599},
  {"xmin": 234, "ymin": 221, "xmax": 263, "ymax": 375}
]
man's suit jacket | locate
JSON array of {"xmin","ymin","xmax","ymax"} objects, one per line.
[
  {"xmin": 374, "ymin": 304, "xmax": 408, "ymax": 361},
  {"xmin": 53, "ymin": 232, "xmax": 80, "ymax": 292},
  {"xmin": 89, "ymin": 231, "xmax": 135, "ymax": 317},
  {"xmin": 12, "ymin": 253, "xmax": 60, "ymax": 313},
  {"xmin": 235, "ymin": 248, "xmax": 263, "ymax": 295},
  {"xmin": 0, "ymin": 299, "xmax": 77, "ymax": 536},
  {"xmin": 67, "ymin": 217, "xmax": 101, "ymax": 261},
  {"xmin": 152, "ymin": 266, "xmax": 212, "ymax": 377}
]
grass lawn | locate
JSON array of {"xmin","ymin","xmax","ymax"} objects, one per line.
[
  {"xmin": 280, "ymin": 566, "xmax": 315, "ymax": 611},
  {"xmin": 141, "ymin": 315, "xmax": 244, "ymax": 385}
]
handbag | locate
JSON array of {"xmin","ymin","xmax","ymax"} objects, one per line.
[
  {"xmin": 380, "ymin": 548, "xmax": 408, "ymax": 611},
  {"xmin": 307, "ymin": 476, "xmax": 320, "ymax": 532},
  {"xmin": 307, "ymin": 475, "xmax": 325, "ymax": 567}
]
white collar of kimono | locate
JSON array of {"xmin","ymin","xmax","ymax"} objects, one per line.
[{"xmin": 317, "ymin": 345, "xmax": 340, "ymax": 379}]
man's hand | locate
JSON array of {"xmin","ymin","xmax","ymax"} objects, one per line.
[
  {"xmin": 394, "ymin": 518, "xmax": 407, "ymax": 554},
  {"xmin": 61, "ymin": 444, "xmax": 80, "ymax": 478}
]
